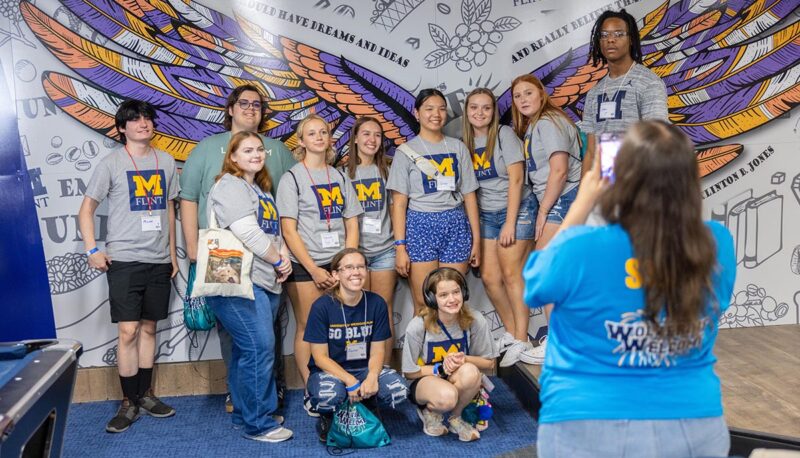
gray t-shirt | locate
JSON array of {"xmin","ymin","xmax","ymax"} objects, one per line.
[
  {"xmin": 84, "ymin": 148, "xmax": 179, "ymax": 263},
  {"xmin": 524, "ymin": 116, "xmax": 582, "ymax": 200},
  {"xmin": 579, "ymin": 63, "xmax": 669, "ymax": 135},
  {"xmin": 472, "ymin": 125, "xmax": 530, "ymax": 212},
  {"xmin": 276, "ymin": 163, "xmax": 363, "ymax": 265},
  {"xmin": 386, "ymin": 135, "xmax": 479, "ymax": 212},
  {"xmin": 208, "ymin": 173, "xmax": 282, "ymax": 293},
  {"xmin": 348, "ymin": 164, "xmax": 393, "ymax": 256},
  {"xmin": 401, "ymin": 312, "xmax": 498, "ymax": 374}
]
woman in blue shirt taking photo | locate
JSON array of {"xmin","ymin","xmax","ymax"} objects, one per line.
[{"xmin": 524, "ymin": 121, "xmax": 736, "ymax": 458}]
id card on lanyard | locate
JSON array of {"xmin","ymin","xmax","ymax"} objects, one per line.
[
  {"xmin": 437, "ymin": 320, "xmax": 469, "ymax": 355},
  {"xmin": 342, "ymin": 294, "xmax": 368, "ymax": 361}
]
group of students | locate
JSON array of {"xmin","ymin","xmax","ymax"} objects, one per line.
[{"xmin": 75, "ymin": 9, "xmax": 740, "ymax": 458}]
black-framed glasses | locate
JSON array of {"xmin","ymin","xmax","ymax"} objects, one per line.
[
  {"xmin": 338, "ymin": 264, "xmax": 367, "ymax": 273},
  {"xmin": 600, "ymin": 31, "xmax": 628, "ymax": 40},
  {"xmin": 236, "ymin": 99, "xmax": 263, "ymax": 111}
]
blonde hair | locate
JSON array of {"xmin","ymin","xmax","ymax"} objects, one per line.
[
  {"xmin": 462, "ymin": 88, "xmax": 500, "ymax": 163},
  {"xmin": 293, "ymin": 114, "xmax": 336, "ymax": 164}
]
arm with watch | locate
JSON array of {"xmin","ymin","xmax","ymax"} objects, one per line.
[{"xmin": 78, "ymin": 196, "xmax": 112, "ymax": 271}]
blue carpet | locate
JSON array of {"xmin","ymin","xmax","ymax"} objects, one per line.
[{"xmin": 64, "ymin": 378, "xmax": 537, "ymax": 457}]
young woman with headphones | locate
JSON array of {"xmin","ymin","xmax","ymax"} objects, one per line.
[{"xmin": 401, "ymin": 268, "xmax": 498, "ymax": 442}]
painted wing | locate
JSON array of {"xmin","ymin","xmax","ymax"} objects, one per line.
[{"xmin": 20, "ymin": 0, "xmax": 417, "ymax": 163}]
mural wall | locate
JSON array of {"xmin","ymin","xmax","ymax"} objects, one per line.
[{"xmin": 3, "ymin": 0, "xmax": 798, "ymax": 367}]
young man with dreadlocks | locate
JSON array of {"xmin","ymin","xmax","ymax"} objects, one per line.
[{"xmin": 580, "ymin": 9, "xmax": 668, "ymax": 171}]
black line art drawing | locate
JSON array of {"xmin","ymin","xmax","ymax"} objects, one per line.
[
  {"xmin": 47, "ymin": 252, "xmax": 104, "ymax": 294},
  {"xmin": 791, "ymin": 173, "xmax": 800, "ymax": 205},
  {"xmin": 437, "ymin": 3, "xmax": 451, "ymax": 14},
  {"xmin": 370, "ymin": 0, "xmax": 425, "ymax": 32},
  {"xmin": 14, "ymin": 59, "xmax": 36, "ymax": 82},
  {"xmin": 406, "ymin": 37, "xmax": 420, "ymax": 49},
  {"xmin": 51, "ymin": 136, "xmax": 63, "ymax": 148},
  {"xmin": 712, "ymin": 188, "xmax": 783, "ymax": 268},
  {"xmin": 315, "ymin": 0, "xmax": 332, "ymax": 9},
  {"xmin": 0, "ymin": 0, "xmax": 36, "ymax": 47},
  {"xmin": 334, "ymin": 4, "xmax": 355, "ymax": 17},
  {"xmin": 771, "ymin": 171, "xmax": 785, "ymax": 184},
  {"xmin": 791, "ymin": 245, "xmax": 800, "ymax": 275},
  {"xmin": 720, "ymin": 283, "xmax": 790, "ymax": 328},
  {"xmin": 424, "ymin": 0, "xmax": 520, "ymax": 72}
]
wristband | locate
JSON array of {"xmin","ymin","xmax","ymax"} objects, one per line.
[
  {"xmin": 86, "ymin": 247, "xmax": 99, "ymax": 256},
  {"xmin": 394, "ymin": 239, "xmax": 407, "ymax": 246},
  {"xmin": 433, "ymin": 362, "xmax": 445, "ymax": 378},
  {"xmin": 273, "ymin": 258, "xmax": 283, "ymax": 268},
  {"xmin": 345, "ymin": 381, "xmax": 361, "ymax": 392}
]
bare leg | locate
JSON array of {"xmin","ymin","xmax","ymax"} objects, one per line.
[
  {"xmin": 447, "ymin": 362, "xmax": 482, "ymax": 417},
  {"xmin": 413, "ymin": 376, "xmax": 459, "ymax": 414},
  {"xmin": 498, "ymin": 239, "xmax": 533, "ymax": 340},
  {"xmin": 368, "ymin": 269, "xmax": 398, "ymax": 365},
  {"xmin": 286, "ymin": 281, "xmax": 324, "ymax": 386},
  {"xmin": 137, "ymin": 319, "xmax": 157, "ymax": 368},
  {"xmin": 479, "ymin": 238, "xmax": 516, "ymax": 336},
  {"xmin": 409, "ymin": 261, "xmax": 439, "ymax": 315},
  {"xmin": 117, "ymin": 321, "xmax": 141, "ymax": 377}
]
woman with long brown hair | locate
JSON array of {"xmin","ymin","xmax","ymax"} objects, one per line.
[
  {"xmin": 344, "ymin": 117, "xmax": 397, "ymax": 364},
  {"xmin": 205, "ymin": 131, "xmax": 293, "ymax": 442},
  {"xmin": 524, "ymin": 121, "xmax": 736, "ymax": 457},
  {"xmin": 510, "ymin": 74, "xmax": 583, "ymax": 364}
]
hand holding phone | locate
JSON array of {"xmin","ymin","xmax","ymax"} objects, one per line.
[{"xmin": 598, "ymin": 132, "xmax": 623, "ymax": 183}]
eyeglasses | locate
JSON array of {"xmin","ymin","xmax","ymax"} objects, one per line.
[
  {"xmin": 236, "ymin": 99, "xmax": 262, "ymax": 111},
  {"xmin": 600, "ymin": 31, "xmax": 628, "ymax": 40},
  {"xmin": 338, "ymin": 264, "xmax": 367, "ymax": 273}
]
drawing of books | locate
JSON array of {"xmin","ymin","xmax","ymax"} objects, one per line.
[
  {"xmin": 728, "ymin": 197, "xmax": 754, "ymax": 265},
  {"xmin": 743, "ymin": 191, "xmax": 783, "ymax": 268},
  {"xmin": 711, "ymin": 189, "xmax": 752, "ymax": 226}
]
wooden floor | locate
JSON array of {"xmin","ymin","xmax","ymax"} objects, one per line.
[{"xmin": 519, "ymin": 324, "xmax": 800, "ymax": 438}]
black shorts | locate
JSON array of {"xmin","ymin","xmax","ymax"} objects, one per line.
[
  {"xmin": 106, "ymin": 261, "xmax": 172, "ymax": 323},
  {"xmin": 408, "ymin": 376, "xmax": 433, "ymax": 408},
  {"xmin": 286, "ymin": 261, "xmax": 331, "ymax": 283}
]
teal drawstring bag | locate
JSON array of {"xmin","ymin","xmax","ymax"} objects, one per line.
[
  {"xmin": 326, "ymin": 401, "xmax": 390, "ymax": 449},
  {"xmin": 183, "ymin": 263, "xmax": 216, "ymax": 331}
]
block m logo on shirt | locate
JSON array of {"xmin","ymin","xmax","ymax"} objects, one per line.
[
  {"xmin": 126, "ymin": 170, "xmax": 167, "ymax": 211},
  {"xmin": 353, "ymin": 178, "xmax": 384, "ymax": 212},
  {"xmin": 421, "ymin": 154, "xmax": 458, "ymax": 194},
  {"xmin": 472, "ymin": 147, "xmax": 498, "ymax": 181},
  {"xmin": 523, "ymin": 135, "xmax": 537, "ymax": 173},
  {"xmin": 419, "ymin": 335, "xmax": 468, "ymax": 365},
  {"xmin": 312, "ymin": 183, "xmax": 345, "ymax": 219},
  {"xmin": 258, "ymin": 195, "xmax": 280, "ymax": 235}
]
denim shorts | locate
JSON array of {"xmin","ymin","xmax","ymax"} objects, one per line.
[
  {"xmin": 544, "ymin": 186, "xmax": 578, "ymax": 224},
  {"xmin": 366, "ymin": 245, "xmax": 396, "ymax": 271},
  {"xmin": 406, "ymin": 206, "xmax": 472, "ymax": 263},
  {"xmin": 479, "ymin": 193, "xmax": 538, "ymax": 240},
  {"xmin": 537, "ymin": 416, "xmax": 730, "ymax": 458}
]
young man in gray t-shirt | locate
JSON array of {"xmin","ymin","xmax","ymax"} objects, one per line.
[
  {"xmin": 580, "ymin": 9, "xmax": 669, "ymax": 170},
  {"xmin": 79, "ymin": 100, "xmax": 179, "ymax": 433}
]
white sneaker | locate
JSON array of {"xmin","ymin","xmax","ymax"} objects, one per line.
[
  {"xmin": 303, "ymin": 393, "xmax": 320, "ymax": 418},
  {"xmin": 495, "ymin": 331, "xmax": 516, "ymax": 352},
  {"xmin": 499, "ymin": 340, "xmax": 527, "ymax": 367},
  {"xmin": 519, "ymin": 336, "xmax": 547, "ymax": 365},
  {"xmin": 246, "ymin": 426, "xmax": 293, "ymax": 443},
  {"xmin": 417, "ymin": 407, "xmax": 448, "ymax": 436}
]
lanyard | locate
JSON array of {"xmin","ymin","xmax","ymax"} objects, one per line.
[
  {"xmin": 437, "ymin": 319, "xmax": 469, "ymax": 355},
  {"xmin": 601, "ymin": 61, "xmax": 635, "ymax": 104},
  {"xmin": 354, "ymin": 164, "xmax": 385, "ymax": 220},
  {"xmin": 419, "ymin": 137, "xmax": 455, "ymax": 180},
  {"xmin": 302, "ymin": 161, "xmax": 334, "ymax": 231},
  {"xmin": 340, "ymin": 292, "xmax": 368, "ymax": 342},
  {"xmin": 126, "ymin": 146, "xmax": 159, "ymax": 216}
]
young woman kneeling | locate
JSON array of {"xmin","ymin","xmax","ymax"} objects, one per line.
[
  {"xmin": 304, "ymin": 248, "xmax": 408, "ymax": 442},
  {"xmin": 402, "ymin": 268, "xmax": 498, "ymax": 442}
]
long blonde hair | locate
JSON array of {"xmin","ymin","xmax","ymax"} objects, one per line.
[
  {"xmin": 293, "ymin": 114, "xmax": 336, "ymax": 164},
  {"xmin": 462, "ymin": 88, "xmax": 500, "ymax": 163}
]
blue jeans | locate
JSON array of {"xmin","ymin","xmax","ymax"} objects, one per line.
[
  {"xmin": 207, "ymin": 286, "xmax": 281, "ymax": 436},
  {"xmin": 306, "ymin": 367, "xmax": 408, "ymax": 414},
  {"xmin": 544, "ymin": 186, "xmax": 578, "ymax": 223},
  {"xmin": 479, "ymin": 193, "xmax": 538, "ymax": 240},
  {"xmin": 537, "ymin": 416, "xmax": 729, "ymax": 458}
]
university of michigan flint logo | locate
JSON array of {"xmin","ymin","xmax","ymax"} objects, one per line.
[
  {"xmin": 126, "ymin": 170, "xmax": 166, "ymax": 211},
  {"xmin": 421, "ymin": 153, "xmax": 459, "ymax": 194},
  {"xmin": 312, "ymin": 183, "xmax": 345, "ymax": 219},
  {"xmin": 472, "ymin": 147, "xmax": 498, "ymax": 181},
  {"xmin": 258, "ymin": 195, "xmax": 280, "ymax": 235},
  {"xmin": 353, "ymin": 178, "xmax": 384, "ymax": 212}
]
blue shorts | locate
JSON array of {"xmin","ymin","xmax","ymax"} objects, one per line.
[
  {"xmin": 479, "ymin": 193, "xmax": 538, "ymax": 240},
  {"xmin": 366, "ymin": 246, "xmax": 396, "ymax": 271},
  {"xmin": 545, "ymin": 186, "xmax": 578, "ymax": 224},
  {"xmin": 406, "ymin": 206, "xmax": 472, "ymax": 263}
]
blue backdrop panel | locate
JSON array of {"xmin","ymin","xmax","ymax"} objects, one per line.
[{"xmin": 0, "ymin": 60, "xmax": 55, "ymax": 341}]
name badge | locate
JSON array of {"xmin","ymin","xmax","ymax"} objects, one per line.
[
  {"xmin": 141, "ymin": 215, "xmax": 161, "ymax": 232},
  {"xmin": 345, "ymin": 341, "xmax": 367, "ymax": 361},
  {"xmin": 436, "ymin": 175, "xmax": 456, "ymax": 191},
  {"xmin": 363, "ymin": 217, "xmax": 382, "ymax": 234},
  {"xmin": 599, "ymin": 101, "xmax": 617, "ymax": 120},
  {"xmin": 320, "ymin": 231, "xmax": 340, "ymax": 248}
]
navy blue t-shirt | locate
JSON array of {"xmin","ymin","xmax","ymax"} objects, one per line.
[{"xmin": 304, "ymin": 291, "xmax": 392, "ymax": 374}]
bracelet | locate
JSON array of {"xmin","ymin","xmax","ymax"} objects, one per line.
[
  {"xmin": 393, "ymin": 239, "xmax": 407, "ymax": 246},
  {"xmin": 273, "ymin": 258, "xmax": 283, "ymax": 268},
  {"xmin": 345, "ymin": 381, "xmax": 361, "ymax": 392},
  {"xmin": 432, "ymin": 363, "xmax": 441, "ymax": 377},
  {"xmin": 86, "ymin": 247, "xmax": 99, "ymax": 256}
]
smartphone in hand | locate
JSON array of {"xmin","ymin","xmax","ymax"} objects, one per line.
[{"xmin": 598, "ymin": 132, "xmax": 623, "ymax": 183}]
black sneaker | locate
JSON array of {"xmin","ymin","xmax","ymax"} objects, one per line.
[
  {"xmin": 106, "ymin": 398, "xmax": 139, "ymax": 433},
  {"xmin": 316, "ymin": 414, "xmax": 333, "ymax": 443},
  {"xmin": 137, "ymin": 389, "xmax": 176, "ymax": 418}
]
